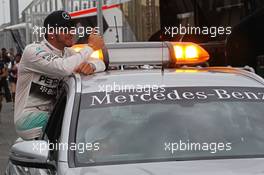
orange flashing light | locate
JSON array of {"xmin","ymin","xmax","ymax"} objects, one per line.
[{"xmin": 172, "ymin": 42, "xmax": 210, "ymax": 64}]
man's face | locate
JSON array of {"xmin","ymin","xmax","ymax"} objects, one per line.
[
  {"xmin": 55, "ymin": 30, "xmax": 75, "ymax": 47},
  {"xmin": 1, "ymin": 49, "xmax": 6, "ymax": 55},
  {"xmin": 15, "ymin": 55, "xmax": 21, "ymax": 63}
]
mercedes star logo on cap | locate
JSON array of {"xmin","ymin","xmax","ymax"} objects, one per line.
[{"xmin": 62, "ymin": 12, "xmax": 70, "ymax": 20}]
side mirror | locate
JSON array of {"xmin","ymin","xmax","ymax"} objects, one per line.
[{"xmin": 10, "ymin": 140, "xmax": 55, "ymax": 169}]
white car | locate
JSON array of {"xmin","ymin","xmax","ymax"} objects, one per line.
[{"xmin": 6, "ymin": 42, "xmax": 264, "ymax": 174}]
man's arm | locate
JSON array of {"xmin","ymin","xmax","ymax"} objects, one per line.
[
  {"xmin": 0, "ymin": 67, "xmax": 8, "ymax": 78},
  {"xmin": 68, "ymin": 32, "xmax": 106, "ymax": 75},
  {"xmin": 64, "ymin": 46, "xmax": 106, "ymax": 74},
  {"xmin": 21, "ymin": 45, "xmax": 105, "ymax": 77}
]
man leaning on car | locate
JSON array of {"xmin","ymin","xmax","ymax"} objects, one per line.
[{"xmin": 14, "ymin": 10, "xmax": 106, "ymax": 140}]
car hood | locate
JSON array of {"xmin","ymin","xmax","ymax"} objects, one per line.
[{"xmin": 61, "ymin": 158, "xmax": 264, "ymax": 175}]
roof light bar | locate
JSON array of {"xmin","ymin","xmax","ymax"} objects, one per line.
[{"xmin": 71, "ymin": 42, "xmax": 210, "ymax": 69}]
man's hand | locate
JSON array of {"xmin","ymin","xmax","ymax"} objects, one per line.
[
  {"xmin": 88, "ymin": 29, "xmax": 105, "ymax": 51},
  {"xmin": 74, "ymin": 62, "xmax": 94, "ymax": 75}
]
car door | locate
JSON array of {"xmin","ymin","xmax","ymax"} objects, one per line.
[
  {"xmin": 42, "ymin": 85, "xmax": 68, "ymax": 174},
  {"xmin": 5, "ymin": 86, "xmax": 68, "ymax": 175}
]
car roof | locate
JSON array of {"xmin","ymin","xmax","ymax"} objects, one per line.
[{"xmin": 77, "ymin": 67, "xmax": 264, "ymax": 94}]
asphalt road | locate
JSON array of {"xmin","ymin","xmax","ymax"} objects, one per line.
[{"xmin": 0, "ymin": 102, "xmax": 17, "ymax": 174}]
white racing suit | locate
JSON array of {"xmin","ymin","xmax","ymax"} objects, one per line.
[{"xmin": 14, "ymin": 39, "xmax": 105, "ymax": 140}]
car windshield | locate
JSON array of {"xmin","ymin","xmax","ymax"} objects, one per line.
[{"xmin": 75, "ymin": 86, "xmax": 264, "ymax": 166}]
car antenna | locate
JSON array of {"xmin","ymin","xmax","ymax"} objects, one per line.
[
  {"xmin": 160, "ymin": 34, "xmax": 165, "ymax": 76},
  {"xmin": 114, "ymin": 16, "xmax": 120, "ymax": 43}
]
